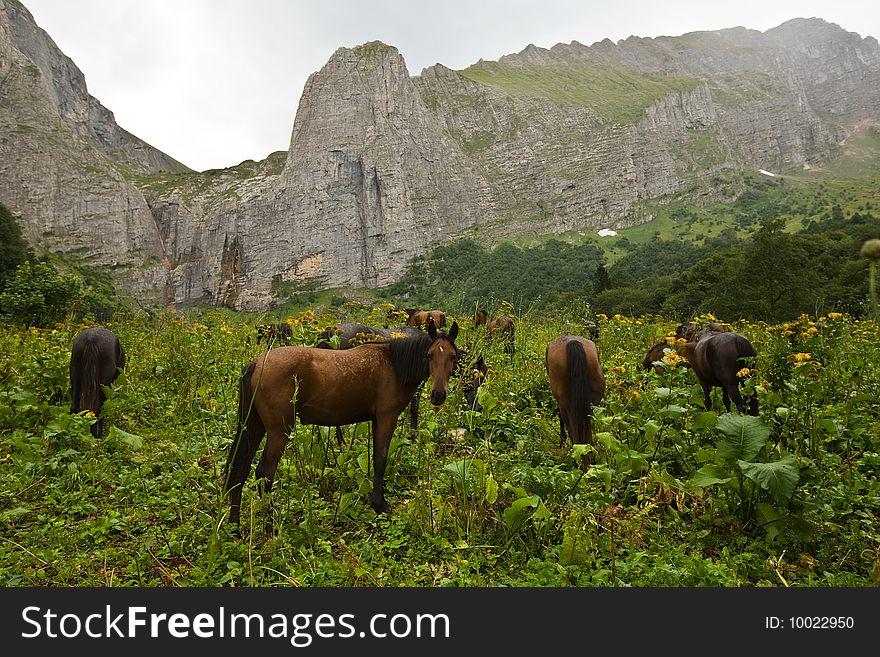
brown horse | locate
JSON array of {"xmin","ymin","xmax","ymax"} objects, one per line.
[
  {"xmin": 545, "ymin": 334, "xmax": 605, "ymax": 448},
  {"xmin": 675, "ymin": 322, "xmax": 724, "ymax": 342},
  {"xmin": 405, "ymin": 309, "xmax": 446, "ymax": 330},
  {"xmin": 316, "ymin": 322, "xmax": 487, "ymax": 438},
  {"xmin": 644, "ymin": 332, "xmax": 758, "ymax": 415},
  {"xmin": 224, "ymin": 319, "xmax": 460, "ymax": 530},
  {"xmin": 475, "ymin": 309, "xmax": 516, "ymax": 357},
  {"xmin": 690, "ymin": 332, "xmax": 759, "ymax": 416},
  {"xmin": 642, "ymin": 339, "xmax": 696, "ymax": 374},
  {"xmin": 69, "ymin": 327, "xmax": 126, "ymax": 438}
]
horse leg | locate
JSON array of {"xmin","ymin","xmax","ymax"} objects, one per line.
[
  {"xmin": 254, "ymin": 428, "xmax": 289, "ymax": 534},
  {"xmin": 370, "ymin": 416, "xmax": 398, "ymax": 514},
  {"xmin": 726, "ymin": 382, "xmax": 747, "ymax": 415},
  {"xmin": 335, "ymin": 426, "xmax": 345, "ymax": 447},
  {"xmin": 721, "ymin": 387, "xmax": 732, "ymax": 413},
  {"xmin": 558, "ymin": 409, "xmax": 568, "ymax": 447},
  {"xmin": 701, "ymin": 382, "xmax": 713, "ymax": 411}
]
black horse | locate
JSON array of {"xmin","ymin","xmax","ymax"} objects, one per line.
[
  {"xmin": 70, "ymin": 327, "xmax": 126, "ymax": 438},
  {"xmin": 256, "ymin": 323, "xmax": 293, "ymax": 346}
]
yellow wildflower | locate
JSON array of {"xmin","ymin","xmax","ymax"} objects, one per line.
[
  {"xmin": 827, "ymin": 312, "xmax": 843, "ymax": 319},
  {"xmin": 789, "ymin": 353, "xmax": 812, "ymax": 362}
]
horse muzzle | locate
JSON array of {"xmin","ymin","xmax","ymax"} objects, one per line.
[{"xmin": 430, "ymin": 389, "xmax": 447, "ymax": 406}]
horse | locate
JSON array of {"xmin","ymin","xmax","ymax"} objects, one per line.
[
  {"xmin": 642, "ymin": 339, "xmax": 695, "ymax": 374},
  {"xmin": 545, "ymin": 334, "xmax": 605, "ymax": 450},
  {"xmin": 675, "ymin": 322, "xmax": 724, "ymax": 342},
  {"xmin": 317, "ymin": 322, "xmax": 487, "ymax": 437},
  {"xmin": 405, "ymin": 309, "xmax": 446, "ymax": 330},
  {"xmin": 223, "ymin": 318, "xmax": 460, "ymax": 530},
  {"xmin": 316, "ymin": 323, "xmax": 424, "ymax": 444},
  {"xmin": 690, "ymin": 332, "xmax": 759, "ymax": 416},
  {"xmin": 475, "ymin": 309, "xmax": 516, "ymax": 357},
  {"xmin": 644, "ymin": 332, "xmax": 758, "ymax": 414},
  {"xmin": 256, "ymin": 323, "xmax": 293, "ymax": 346},
  {"xmin": 315, "ymin": 323, "xmax": 421, "ymax": 350},
  {"xmin": 69, "ymin": 327, "xmax": 126, "ymax": 438}
]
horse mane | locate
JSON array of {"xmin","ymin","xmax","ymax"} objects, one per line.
[{"xmin": 384, "ymin": 330, "xmax": 434, "ymax": 388}]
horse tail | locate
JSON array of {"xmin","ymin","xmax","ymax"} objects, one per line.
[
  {"xmin": 223, "ymin": 361, "xmax": 260, "ymax": 503},
  {"xmin": 566, "ymin": 339, "xmax": 593, "ymax": 443},
  {"xmin": 76, "ymin": 341, "xmax": 104, "ymax": 437}
]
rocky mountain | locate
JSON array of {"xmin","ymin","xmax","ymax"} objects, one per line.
[{"xmin": 2, "ymin": 0, "xmax": 879, "ymax": 310}]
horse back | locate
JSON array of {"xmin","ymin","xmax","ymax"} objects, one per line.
[
  {"xmin": 545, "ymin": 334, "xmax": 604, "ymax": 403},
  {"xmin": 694, "ymin": 332, "xmax": 755, "ymax": 384},
  {"xmin": 248, "ymin": 345, "xmax": 409, "ymax": 427}
]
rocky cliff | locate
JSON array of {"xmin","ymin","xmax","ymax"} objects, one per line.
[{"xmin": 2, "ymin": 0, "xmax": 879, "ymax": 310}]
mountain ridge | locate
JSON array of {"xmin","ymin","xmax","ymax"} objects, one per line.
[{"xmin": 1, "ymin": 2, "xmax": 879, "ymax": 310}]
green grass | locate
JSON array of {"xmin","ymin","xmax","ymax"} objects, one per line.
[
  {"xmin": 1, "ymin": 307, "xmax": 878, "ymax": 587},
  {"xmin": 458, "ymin": 61, "xmax": 702, "ymax": 125}
]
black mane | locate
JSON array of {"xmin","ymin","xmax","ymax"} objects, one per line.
[{"xmin": 385, "ymin": 330, "xmax": 457, "ymax": 388}]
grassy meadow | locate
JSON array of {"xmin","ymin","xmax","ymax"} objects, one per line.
[{"xmin": 0, "ymin": 303, "xmax": 878, "ymax": 587}]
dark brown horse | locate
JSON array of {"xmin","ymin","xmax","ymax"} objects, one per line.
[
  {"xmin": 475, "ymin": 309, "xmax": 516, "ymax": 357},
  {"xmin": 405, "ymin": 309, "xmax": 446, "ymax": 330},
  {"xmin": 69, "ymin": 327, "xmax": 126, "ymax": 438},
  {"xmin": 644, "ymin": 332, "xmax": 758, "ymax": 415},
  {"xmin": 545, "ymin": 334, "xmax": 605, "ymax": 448},
  {"xmin": 690, "ymin": 332, "xmax": 759, "ymax": 415},
  {"xmin": 256, "ymin": 322, "xmax": 293, "ymax": 346},
  {"xmin": 224, "ymin": 319, "xmax": 460, "ymax": 530},
  {"xmin": 675, "ymin": 322, "xmax": 724, "ymax": 342},
  {"xmin": 642, "ymin": 339, "xmax": 695, "ymax": 374}
]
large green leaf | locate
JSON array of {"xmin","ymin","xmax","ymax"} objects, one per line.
[
  {"xmin": 503, "ymin": 495, "xmax": 540, "ymax": 532},
  {"xmin": 738, "ymin": 455, "xmax": 800, "ymax": 505},
  {"xmin": 716, "ymin": 414, "xmax": 769, "ymax": 462},
  {"xmin": 108, "ymin": 426, "xmax": 144, "ymax": 450},
  {"xmin": 688, "ymin": 464, "xmax": 731, "ymax": 489}
]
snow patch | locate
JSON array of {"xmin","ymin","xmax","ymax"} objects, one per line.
[
  {"xmin": 597, "ymin": 229, "xmax": 617, "ymax": 237},
  {"xmin": 758, "ymin": 169, "xmax": 777, "ymax": 177}
]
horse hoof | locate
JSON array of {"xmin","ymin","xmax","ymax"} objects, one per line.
[{"xmin": 372, "ymin": 502, "xmax": 392, "ymax": 516}]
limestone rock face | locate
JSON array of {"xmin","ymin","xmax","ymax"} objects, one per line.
[
  {"xmin": 2, "ymin": 2, "xmax": 880, "ymax": 311},
  {"xmin": 0, "ymin": 0, "xmax": 172, "ymax": 303}
]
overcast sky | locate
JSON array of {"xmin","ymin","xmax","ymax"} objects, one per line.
[{"xmin": 20, "ymin": 0, "xmax": 880, "ymax": 172}]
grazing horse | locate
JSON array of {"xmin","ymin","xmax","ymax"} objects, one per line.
[
  {"xmin": 69, "ymin": 327, "xmax": 126, "ymax": 438},
  {"xmin": 675, "ymin": 322, "xmax": 724, "ymax": 342},
  {"xmin": 224, "ymin": 319, "xmax": 460, "ymax": 529},
  {"xmin": 405, "ymin": 309, "xmax": 446, "ymax": 330},
  {"xmin": 690, "ymin": 332, "xmax": 759, "ymax": 416},
  {"xmin": 475, "ymin": 309, "xmax": 516, "ymax": 357},
  {"xmin": 256, "ymin": 323, "xmax": 293, "ymax": 346},
  {"xmin": 545, "ymin": 334, "xmax": 605, "ymax": 448},
  {"xmin": 642, "ymin": 339, "xmax": 696, "ymax": 374}
]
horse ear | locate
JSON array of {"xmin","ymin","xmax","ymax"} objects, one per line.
[
  {"xmin": 449, "ymin": 321, "xmax": 459, "ymax": 342},
  {"xmin": 475, "ymin": 355, "xmax": 486, "ymax": 370},
  {"xmin": 427, "ymin": 316, "xmax": 438, "ymax": 339}
]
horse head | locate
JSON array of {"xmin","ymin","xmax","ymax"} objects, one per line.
[{"xmin": 426, "ymin": 317, "xmax": 459, "ymax": 405}]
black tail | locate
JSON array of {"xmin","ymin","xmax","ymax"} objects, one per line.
[
  {"xmin": 566, "ymin": 340, "xmax": 593, "ymax": 444},
  {"xmin": 79, "ymin": 342, "xmax": 103, "ymax": 438},
  {"xmin": 223, "ymin": 361, "xmax": 261, "ymax": 524}
]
